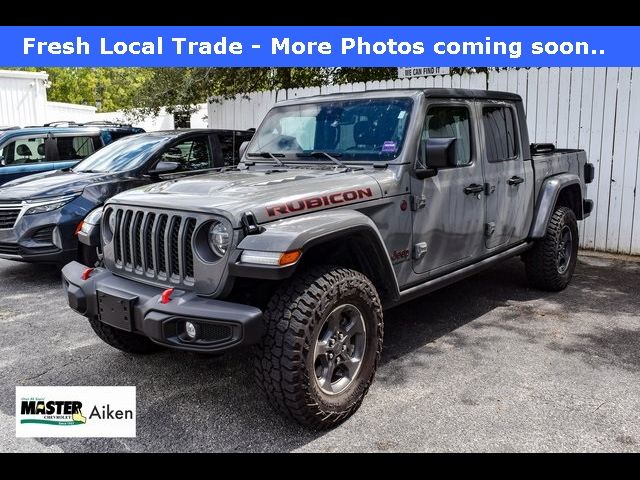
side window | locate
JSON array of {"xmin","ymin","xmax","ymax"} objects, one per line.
[
  {"xmin": 159, "ymin": 136, "xmax": 212, "ymax": 171},
  {"xmin": 482, "ymin": 106, "xmax": 518, "ymax": 162},
  {"xmin": 57, "ymin": 136, "xmax": 97, "ymax": 161},
  {"xmin": 108, "ymin": 131, "xmax": 132, "ymax": 142},
  {"xmin": 0, "ymin": 137, "xmax": 47, "ymax": 166},
  {"xmin": 423, "ymin": 106, "xmax": 472, "ymax": 166}
]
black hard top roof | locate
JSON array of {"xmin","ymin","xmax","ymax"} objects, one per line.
[{"xmin": 277, "ymin": 88, "xmax": 522, "ymax": 106}]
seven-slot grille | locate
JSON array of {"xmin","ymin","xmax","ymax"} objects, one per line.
[
  {"xmin": 108, "ymin": 207, "xmax": 197, "ymax": 286},
  {"xmin": 0, "ymin": 207, "xmax": 21, "ymax": 229}
]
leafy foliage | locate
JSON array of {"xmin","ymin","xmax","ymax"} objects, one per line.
[
  {"xmin": 129, "ymin": 67, "xmax": 399, "ymax": 116},
  {"xmin": 19, "ymin": 67, "xmax": 152, "ymax": 112},
  {"xmin": 18, "ymin": 67, "xmax": 398, "ymax": 115}
]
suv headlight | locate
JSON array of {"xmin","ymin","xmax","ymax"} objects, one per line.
[
  {"xmin": 84, "ymin": 207, "xmax": 103, "ymax": 225},
  {"xmin": 79, "ymin": 207, "xmax": 103, "ymax": 236},
  {"xmin": 208, "ymin": 221, "xmax": 230, "ymax": 256},
  {"xmin": 24, "ymin": 195, "xmax": 77, "ymax": 215}
]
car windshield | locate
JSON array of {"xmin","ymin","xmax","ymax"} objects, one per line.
[
  {"xmin": 73, "ymin": 134, "xmax": 167, "ymax": 173},
  {"xmin": 247, "ymin": 97, "xmax": 413, "ymax": 161}
]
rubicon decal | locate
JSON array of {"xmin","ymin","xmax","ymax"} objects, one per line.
[
  {"xmin": 16, "ymin": 386, "xmax": 136, "ymax": 438},
  {"xmin": 266, "ymin": 187, "xmax": 374, "ymax": 217}
]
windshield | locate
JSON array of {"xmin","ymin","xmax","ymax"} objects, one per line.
[
  {"xmin": 247, "ymin": 98, "xmax": 413, "ymax": 161},
  {"xmin": 73, "ymin": 134, "xmax": 167, "ymax": 173}
]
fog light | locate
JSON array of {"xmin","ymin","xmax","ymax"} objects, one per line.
[{"xmin": 185, "ymin": 321, "xmax": 197, "ymax": 340}]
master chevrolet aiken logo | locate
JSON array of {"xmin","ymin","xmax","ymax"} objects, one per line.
[
  {"xmin": 16, "ymin": 386, "xmax": 136, "ymax": 438},
  {"xmin": 19, "ymin": 397, "xmax": 133, "ymax": 426}
]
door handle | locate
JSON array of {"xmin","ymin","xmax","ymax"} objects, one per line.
[
  {"xmin": 463, "ymin": 184, "xmax": 484, "ymax": 195},
  {"xmin": 508, "ymin": 176, "xmax": 525, "ymax": 186}
]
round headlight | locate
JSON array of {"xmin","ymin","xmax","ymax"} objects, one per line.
[
  {"xmin": 107, "ymin": 211, "xmax": 117, "ymax": 234},
  {"xmin": 208, "ymin": 221, "xmax": 230, "ymax": 257}
]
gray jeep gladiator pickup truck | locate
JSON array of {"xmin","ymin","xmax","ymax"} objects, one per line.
[{"xmin": 62, "ymin": 89, "xmax": 594, "ymax": 428}]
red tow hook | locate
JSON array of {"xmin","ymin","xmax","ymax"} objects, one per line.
[
  {"xmin": 81, "ymin": 268, "xmax": 95, "ymax": 280},
  {"xmin": 160, "ymin": 288, "xmax": 175, "ymax": 304}
]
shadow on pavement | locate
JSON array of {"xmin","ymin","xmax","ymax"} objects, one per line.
[{"xmin": 2, "ymin": 255, "xmax": 638, "ymax": 451}]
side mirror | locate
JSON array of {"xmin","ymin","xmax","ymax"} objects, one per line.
[
  {"xmin": 415, "ymin": 138, "xmax": 457, "ymax": 179},
  {"xmin": 148, "ymin": 161, "xmax": 179, "ymax": 176},
  {"xmin": 238, "ymin": 140, "xmax": 250, "ymax": 159}
]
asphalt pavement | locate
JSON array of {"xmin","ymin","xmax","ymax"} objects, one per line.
[{"xmin": 1, "ymin": 253, "xmax": 639, "ymax": 452}]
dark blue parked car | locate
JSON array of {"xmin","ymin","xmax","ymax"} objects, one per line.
[
  {"xmin": 0, "ymin": 121, "xmax": 144, "ymax": 185},
  {"xmin": 0, "ymin": 128, "xmax": 253, "ymax": 266}
]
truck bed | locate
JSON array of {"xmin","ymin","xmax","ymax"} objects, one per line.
[{"xmin": 530, "ymin": 147, "xmax": 590, "ymax": 203}]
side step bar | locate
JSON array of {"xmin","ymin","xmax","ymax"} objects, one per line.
[{"xmin": 391, "ymin": 242, "xmax": 532, "ymax": 308}]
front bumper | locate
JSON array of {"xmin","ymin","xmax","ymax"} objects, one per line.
[
  {"xmin": 0, "ymin": 201, "xmax": 85, "ymax": 264},
  {"xmin": 62, "ymin": 261, "xmax": 264, "ymax": 353}
]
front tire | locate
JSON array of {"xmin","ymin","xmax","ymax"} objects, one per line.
[
  {"xmin": 254, "ymin": 266, "xmax": 383, "ymax": 429},
  {"xmin": 524, "ymin": 206, "xmax": 579, "ymax": 291}
]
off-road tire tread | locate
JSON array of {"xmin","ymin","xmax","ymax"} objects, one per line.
[
  {"xmin": 524, "ymin": 206, "xmax": 577, "ymax": 291},
  {"xmin": 254, "ymin": 266, "xmax": 383, "ymax": 429}
]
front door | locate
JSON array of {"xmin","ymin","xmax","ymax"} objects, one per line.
[
  {"xmin": 411, "ymin": 102, "xmax": 486, "ymax": 276},
  {"xmin": 150, "ymin": 134, "xmax": 216, "ymax": 178},
  {"xmin": 479, "ymin": 103, "xmax": 530, "ymax": 249}
]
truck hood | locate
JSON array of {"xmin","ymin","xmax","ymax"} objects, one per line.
[
  {"xmin": 108, "ymin": 168, "xmax": 384, "ymax": 225},
  {"xmin": 0, "ymin": 169, "xmax": 117, "ymax": 201}
]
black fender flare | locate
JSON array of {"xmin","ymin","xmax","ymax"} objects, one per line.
[
  {"xmin": 232, "ymin": 209, "xmax": 400, "ymax": 301},
  {"xmin": 530, "ymin": 173, "xmax": 583, "ymax": 239}
]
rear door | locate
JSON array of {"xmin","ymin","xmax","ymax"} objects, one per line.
[
  {"xmin": 53, "ymin": 134, "xmax": 102, "ymax": 170},
  {"xmin": 411, "ymin": 102, "xmax": 486, "ymax": 276},
  {"xmin": 0, "ymin": 135, "xmax": 57, "ymax": 184},
  {"xmin": 479, "ymin": 102, "xmax": 529, "ymax": 249}
]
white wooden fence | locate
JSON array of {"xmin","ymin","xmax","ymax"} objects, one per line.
[
  {"xmin": 0, "ymin": 70, "xmax": 48, "ymax": 127},
  {"xmin": 94, "ymin": 103, "xmax": 209, "ymax": 131},
  {"xmin": 208, "ymin": 68, "xmax": 640, "ymax": 256},
  {"xmin": 45, "ymin": 101, "xmax": 96, "ymax": 124}
]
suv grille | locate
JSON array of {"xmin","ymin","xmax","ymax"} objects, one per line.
[
  {"xmin": 0, "ymin": 243, "xmax": 20, "ymax": 255},
  {"xmin": 0, "ymin": 208, "xmax": 20, "ymax": 229},
  {"xmin": 108, "ymin": 207, "xmax": 197, "ymax": 287}
]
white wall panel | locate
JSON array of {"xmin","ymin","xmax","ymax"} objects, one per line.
[{"xmin": 0, "ymin": 70, "xmax": 48, "ymax": 127}]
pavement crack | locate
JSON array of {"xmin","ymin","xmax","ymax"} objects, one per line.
[
  {"xmin": 21, "ymin": 354, "xmax": 93, "ymax": 382},
  {"xmin": 23, "ymin": 367, "xmax": 55, "ymax": 381}
]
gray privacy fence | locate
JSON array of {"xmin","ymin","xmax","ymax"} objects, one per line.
[{"xmin": 208, "ymin": 68, "xmax": 640, "ymax": 255}]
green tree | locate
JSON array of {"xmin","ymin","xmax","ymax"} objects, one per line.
[
  {"xmin": 130, "ymin": 67, "xmax": 398, "ymax": 117},
  {"xmin": 46, "ymin": 68, "xmax": 152, "ymax": 111},
  {"xmin": 18, "ymin": 67, "xmax": 152, "ymax": 112},
  {"xmin": 17, "ymin": 67, "xmax": 420, "ymax": 116}
]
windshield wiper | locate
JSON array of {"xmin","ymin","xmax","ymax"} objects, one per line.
[
  {"xmin": 296, "ymin": 151, "xmax": 349, "ymax": 169},
  {"xmin": 247, "ymin": 151, "xmax": 285, "ymax": 166}
]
